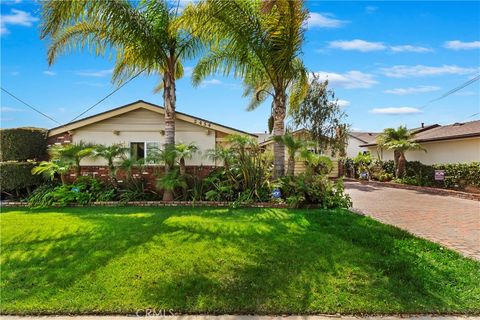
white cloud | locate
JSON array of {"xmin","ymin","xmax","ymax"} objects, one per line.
[
  {"xmin": 444, "ymin": 40, "xmax": 480, "ymax": 50},
  {"xmin": 336, "ymin": 99, "xmax": 351, "ymax": 107},
  {"xmin": 383, "ymin": 85, "xmax": 440, "ymax": 95},
  {"xmin": 370, "ymin": 107, "xmax": 422, "ymax": 115},
  {"xmin": 314, "ymin": 70, "xmax": 377, "ymax": 89},
  {"xmin": 43, "ymin": 71, "xmax": 56, "ymax": 76},
  {"xmin": 199, "ymin": 78, "xmax": 223, "ymax": 88},
  {"xmin": 381, "ymin": 65, "xmax": 478, "ymax": 78},
  {"xmin": 327, "ymin": 40, "xmax": 431, "ymax": 53},
  {"xmin": 390, "ymin": 45, "xmax": 432, "ymax": 53},
  {"xmin": 76, "ymin": 69, "xmax": 113, "ymax": 77},
  {"xmin": 328, "ymin": 39, "xmax": 386, "ymax": 52},
  {"xmin": 1, "ymin": 107, "xmax": 23, "ymax": 112},
  {"xmin": 365, "ymin": 6, "xmax": 378, "ymax": 14},
  {"xmin": 0, "ymin": 9, "xmax": 38, "ymax": 36},
  {"xmin": 308, "ymin": 13, "xmax": 349, "ymax": 28}
]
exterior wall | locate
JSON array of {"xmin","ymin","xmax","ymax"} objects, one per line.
[
  {"xmin": 346, "ymin": 136, "xmax": 369, "ymax": 158},
  {"xmin": 367, "ymin": 137, "xmax": 480, "ymax": 164},
  {"xmin": 63, "ymin": 108, "xmax": 216, "ymax": 166}
]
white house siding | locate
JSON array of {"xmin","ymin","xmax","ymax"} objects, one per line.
[
  {"xmin": 346, "ymin": 136, "xmax": 369, "ymax": 158},
  {"xmin": 367, "ymin": 137, "xmax": 480, "ymax": 164},
  {"xmin": 71, "ymin": 108, "xmax": 216, "ymax": 166}
]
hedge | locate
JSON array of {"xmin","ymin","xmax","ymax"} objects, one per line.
[
  {"xmin": 380, "ymin": 160, "xmax": 480, "ymax": 189},
  {"xmin": 0, "ymin": 127, "xmax": 48, "ymax": 161},
  {"xmin": 0, "ymin": 162, "xmax": 43, "ymax": 192}
]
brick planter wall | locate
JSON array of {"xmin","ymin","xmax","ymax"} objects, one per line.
[{"xmin": 345, "ymin": 178, "xmax": 480, "ymax": 201}]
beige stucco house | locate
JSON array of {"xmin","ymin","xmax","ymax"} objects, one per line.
[
  {"xmin": 355, "ymin": 120, "xmax": 480, "ymax": 165},
  {"xmin": 48, "ymin": 100, "xmax": 256, "ymax": 168}
]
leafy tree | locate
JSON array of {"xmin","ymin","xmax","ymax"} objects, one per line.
[
  {"xmin": 377, "ymin": 126, "xmax": 425, "ymax": 177},
  {"xmin": 41, "ymin": 0, "xmax": 202, "ymax": 199},
  {"xmin": 182, "ymin": 0, "xmax": 309, "ymax": 178},
  {"xmin": 92, "ymin": 144, "xmax": 128, "ymax": 180},
  {"xmin": 273, "ymin": 134, "xmax": 305, "ymax": 176},
  {"xmin": 289, "ymin": 77, "xmax": 349, "ymax": 157},
  {"xmin": 175, "ymin": 143, "xmax": 199, "ymax": 176}
]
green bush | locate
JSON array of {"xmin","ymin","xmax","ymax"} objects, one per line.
[
  {"xmin": 0, "ymin": 162, "xmax": 43, "ymax": 192},
  {"xmin": 28, "ymin": 177, "xmax": 117, "ymax": 207},
  {"xmin": 0, "ymin": 127, "xmax": 48, "ymax": 161},
  {"xmin": 276, "ymin": 174, "xmax": 352, "ymax": 209}
]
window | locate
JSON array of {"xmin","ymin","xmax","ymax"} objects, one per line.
[{"xmin": 130, "ymin": 142, "xmax": 160, "ymax": 164}]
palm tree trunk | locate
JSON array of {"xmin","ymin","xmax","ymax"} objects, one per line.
[
  {"xmin": 393, "ymin": 149, "xmax": 401, "ymax": 176},
  {"xmin": 396, "ymin": 152, "xmax": 406, "ymax": 178},
  {"xmin": 179, "ymin": 157, "xmax": 186, "ymax": 176},
  {"xmin": 272, "ymin": 91, "xmax": 286, "ymax": 178},
  {"xmin": 287, "ymin": 155, "xmax": 295, "ymax": 176},
  {"xmin": 162, "ymin": 57, "xmax": 176, "ymax": 201}
]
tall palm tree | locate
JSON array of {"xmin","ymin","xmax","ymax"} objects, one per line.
[
  {"xmin": 175, "ymin": 143, "xmax": 199, "ymax": 176},
  {"xmin": 41, "ymin": 0, "xmax": 202, "ymax": 200},
  {"xmin": 182, "ymin": 0, "xmax": 309, "ymax": 178},
  {"xmin": 273, "ymin": 134, "xmax": 304, "ymax": 176},
  {"xmin": 377, "ymin": 126, "xmax": 425, "ymax": 178}
]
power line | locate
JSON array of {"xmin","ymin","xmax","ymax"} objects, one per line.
[{"xmin": 1, "ymin": 87, "xmax": 61, "ymax": 124}]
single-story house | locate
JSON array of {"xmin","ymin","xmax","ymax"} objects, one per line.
[
  {"xmin": 346, "ymin": 132, "xmax": 380, "ymax": 158},
  {"xmin": 356, "ymin": 120, "xmax": 480, "ymax": 164},
  {"xmin": 48, "ymin": 100, "xmax": 256, "ymax": 180}
]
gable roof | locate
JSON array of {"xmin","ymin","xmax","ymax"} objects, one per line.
[
  {"xmin": 48, "ymin": 100, "xmax": 256, "ymax": 137},
  {"xmin": 349, "ymin": 132, "xmax": 380, "ymax": 144},
  {"xmin": 359, "ymin": 120, "xmax": 480, "ymax": 147}
]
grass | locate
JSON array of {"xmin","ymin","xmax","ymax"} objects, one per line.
[{"xmin": 1, "ymin": 206, "xmax": 479, "ymax": 315}]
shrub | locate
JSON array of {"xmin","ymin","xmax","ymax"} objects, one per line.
[
  {"xmin": 0, "ymin": 127, "xmax": 47, "ymax": 161},
  {"xmin": 276, "ymin": 174, "xmax": 352, "ymax": 209},
  {"xmin": 0, "ymin": 161, "xmax": 43, "ymax": 193},
  {"xmin": 28, "ymin": 177, "xmax": 117, "ymax": 207}
]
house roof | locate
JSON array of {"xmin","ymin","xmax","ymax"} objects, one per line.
[
  {"xmin": 48, "ymin": 100, "xmax": 257, "ymax": 137},
  {"xmin": 359, "ymin": 120, "xmax": 480, "ymax": 147},
  {"xmin": 348, "ymin": 132, "xmax": 380, "ymax": 144}
]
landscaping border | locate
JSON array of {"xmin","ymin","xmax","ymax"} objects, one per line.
[
  {"xmin": 0, "ymin": 200, "xmax": 291, "ymax": 208},
  {"xmin": 344, "ymin": 178, "xmax": 480, "ymax": 201}
]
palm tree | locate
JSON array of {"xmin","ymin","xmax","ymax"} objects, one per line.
[
  {"xmin": 32, "ymin": 160, "xmax": 72, "ymax": 185},
  {"xmin": 182, "ymin": 0, "xmax": 309, "ymax": 178},
  {"xmin": 92, "ymin": 144, "xmax": 128, "ymax": 180},
  {"xmin": 41, "ymin": 0, "xmax": 202, "ymax": 199},
  {"xmin": 377, "ymin": 126, "xmax": 425, "ymax": 178},
  {"xmin": 49, "ymin": 142, "xmax": 95, "ymax": 176},
  {"xmin": 175, "ymin": 143, "xmax": 199, "ymax": 176},
  {"xmin": 273, "ymin": 134, "xmax": 304, "ymax": 176}
]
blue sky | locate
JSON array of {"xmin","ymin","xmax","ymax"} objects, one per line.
[{"xmin": 1, "ymin": 1, "xmax": 479, "ymax": 133}]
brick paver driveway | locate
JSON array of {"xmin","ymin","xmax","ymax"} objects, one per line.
[{"xmin": 345, "ymin": 181, "xmax": 480, "ymax": 260}]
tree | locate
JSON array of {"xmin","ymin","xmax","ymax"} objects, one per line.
[
  {"xmin": 377, "ymin": 126, "xmax": 425, "ymax": 178},
  {"xmin": 175, "ymin": 143, "xmax": 199, "ymax": 176},
  {"xmin": 32, "ymin": 160, "xmax": 72, "ymax": 185},
  {"xmin": 41, "ymin": 0, "xmax": 202, "ymax": 200},
  {"xmin": 289, "ymin": 77, "xmax": 349, "ymax": 157},
  {"xmin": 182, "ymin": 0, "xmax": 309, "ymax": 178},
  {"xmin": 92, "ymin": 144, "xmax": 128, "ymax": 180},
  {"xmin": 273, "ymin": 134, "xmax": 305, "ymax": 176},
  {"xmin": 49, "ymin": 142, "xmax": 95, "ymax": 176}
]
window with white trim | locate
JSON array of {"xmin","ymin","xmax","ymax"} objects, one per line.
[{"xmin": 130, "ymin": 142, "xmax": 160, "ymax": 164}]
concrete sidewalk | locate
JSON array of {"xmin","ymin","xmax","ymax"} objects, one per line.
[{"xmin": 1, "ymin": 315, "xmax": 479, "ymax": 320}]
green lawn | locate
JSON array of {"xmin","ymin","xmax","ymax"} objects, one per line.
[{"xmin": 1, "ymin": 207, "xmax": 479, "ymax": 315}]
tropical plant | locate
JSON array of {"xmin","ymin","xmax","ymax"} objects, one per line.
[
  {"xmin": 41, "ymin": 0, "xmax": 203, "ymax": 198},
  {"xmin": 182, "ymin": 0, "xmax": 309, "ymax": 178},
  {"xmin": 206, "ymin": 146, "xmax": 234, "ymax": 170},
  {"xmin": 49, "ymin": 142, "xmax": 95, "ymax": 176},
  {"xmin": 119, "ymin": 158, "xmax": 145, "ymax": 182},
  {"xmin": 352, "ymin": 152, "xmax": 372, "ymax": 180},
  {"xmin": 273, "ymin": 134, "xmax": 305, "ymax": 176},
  {"xmin": 92, "ymin": 144, "xmax": 128, "ymax": 180},
  {"xmin": 156, "ymin": 168, "xmax": 187, "ymax": 200},
  {"xmin": 175, "ymin": 143, "xmax": 199, "ymax": 176},
  {"xmin": 299, "ymin": 149, "xmax": 334, "ymax": 176},
  {"xmin": 32, "ymin": 160, "xmax": 72, "ymax": 185},
  {"xmin": 377, "ymin": 126, "xmax": 425, "ymax": 178}
]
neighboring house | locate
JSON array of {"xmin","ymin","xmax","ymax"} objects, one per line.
[
  {"xmin": 346, "ymin": 132, "xmax": 380, "ymax": 158},
  {"xmin": 48, "ymin": 100, "xmax": 256, "ymax": 178},
  {"xmin": 359, "ymin": 120, "xmax": 480, "ymax": 164}
]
